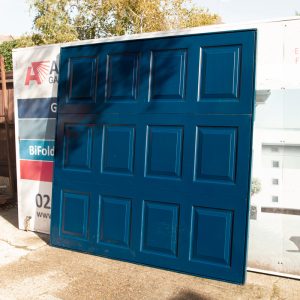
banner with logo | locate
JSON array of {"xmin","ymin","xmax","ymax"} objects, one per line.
[
  {"xmin": 13, "ymin": 45, "xmax": 60, "ymax": 233},
  {"xmin": 247, "ymin": 19, "xmax": 300, "ymax": 278}
]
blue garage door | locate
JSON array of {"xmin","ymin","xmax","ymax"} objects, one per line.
[{"xmin": 51, "ymin": 30, "xmax": 256, "ymax": 284}]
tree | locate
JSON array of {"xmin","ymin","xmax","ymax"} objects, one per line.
[
  {"xmin": 74, "ymin": 0, "xmax": 169, "ymax": 39},
  {"xmin": 30, "ymin": 0, "xmax": 78, "ymax": 44},
  {"xmin": 30, "ymin": 0, "xmax": 221, "ymax": 42},
  {"xmin": 161, "ymin": 0, "xmax": 221, "ymax": 31},
  {"xmin": 1, "ymin": 0, "xmax": 219, "ymax": 68},
  {"xmin": 75, "ymin": 0, "xmax": 221, "ymax": 39},
  {"xmin": 0, "ymin": 40, "xmax": 19, "ymax": 71},
  {"xmin": 0, "ymin": 36, "xmax": 36, "ymax": 71}
]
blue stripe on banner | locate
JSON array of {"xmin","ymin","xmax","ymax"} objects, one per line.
[
  {"xmin": 20, "ymin": 140, "xmax": 55, "ymax": 162},
  {"xmin": 18, "ymin": 98, "xmax": 57, "ymax": 119}
]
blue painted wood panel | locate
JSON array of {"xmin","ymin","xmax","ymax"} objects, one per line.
[{"xmin": 51, "ymin": 30, "xmax": 256, "ymax": 284}]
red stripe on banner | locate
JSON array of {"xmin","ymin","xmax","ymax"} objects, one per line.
[{"xmin": 20, "ymin": 160, "xmax": 53, "ymax": 182}]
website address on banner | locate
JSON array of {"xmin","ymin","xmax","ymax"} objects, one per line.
[
  {"xmin": 36, "ymin": 211, "xmax": 51, "ymax": 219},
  {"xmin": 35, "ymin": 193, "xmax": 51, "ymax": 219}
]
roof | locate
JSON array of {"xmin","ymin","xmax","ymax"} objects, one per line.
[{"xmin": 0, "ymin": 35, "xmax": 14, "ymax": 43}]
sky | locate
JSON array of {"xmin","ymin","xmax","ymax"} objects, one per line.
[
  {"xmin": 0, "ymin": 0, "xmax": 300, "ymax": 36},
  {"xmin": 0, "ymin": 0, "xmax": 33, "ymax": 36},
  {"xmin": 196, "ymin": 0, "xmax": 300, "ymax": 23}
]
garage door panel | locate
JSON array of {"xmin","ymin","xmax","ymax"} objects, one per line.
[
  {"xmin": 190, "ymin": 115, "xmax": 252, "ymax": 196},
  {"xmin": 97, "ymin": 195, "xmax": 133, "ymax": 248},
  {"xmin": 194, "ymin": 126, "xmax": 238, "ymax": 183},
  {"xmin": 59, "ymin": 190, "xmax": 90, "ymax": 241},
  {"xmin": 63, "ymin": 123, "xmax": 95, "ymax": 171},
  {"xmin": 198, "ymin": 45, "xmax": 241, "ymax": 101},
  {"xmin": 192, "ymin": 119, "xmax": 250, "ymax": 197},
  {"xmin": 51, "ymin": 183, "xmax": 248, "ymax": 283},
  {"xmin": 185, "ymin": 207, "xmax": 247, "ymax": 281},
  {"xmin": 67, "ymin": 56, "xmax": 98, "ymax": 104},
  {"xmin": 189, "ymin": 206, "xmax": 233, "ymax": 267},
  {"xmin": 145, "ymin": 125, "xmax": 184, "ymax": 179},
  {"xmin": 55, "ymin": 113, "xmax": 251, "ymax": 196},
  {"xmin": 101, "ymin": 124, "xmax": 136, "ymax": 175},
  {"xmin": 149, "ymin": 49, "xmax": 187, "ymax": 101},
  {"xmin": 105, "ymin": 52, "xmax": 140, "ymax": 102},
  {"xmin": 51, "ymin": 186, "xmax": 93, "ymax": 250},
  {"xmin": 52, "ymin": 30, "xmax": 256, "ymax": 284},
  {"xmin": 55, "ymin": 115, "xmax": 251, "ymax": 195},
  {"xmin": 140, "ymin": 200, "xmax": 180, "ymax": 257},
  {"xmin": 91, "ymin": 192, "xmax": 139, "ymax": 260},
  {"xmin": 54, "ymin": 119, "xmax": 99, "ymax": 183},
  {"xmin": 58, "ymin": 31, "xmax": 255, "ymax": 115},
  {"xmin": 52, "ymin": 185, "xmax": 138, "ymax": 257}
]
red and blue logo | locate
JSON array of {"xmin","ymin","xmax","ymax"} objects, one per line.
[{"xmin": 24, "ymin": 61, "xmax": 58, "ymax": 85}]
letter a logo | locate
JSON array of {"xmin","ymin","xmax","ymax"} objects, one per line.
[{"xmin": 25, "ymin": 61, "xmax": 49, "ymax": 85}]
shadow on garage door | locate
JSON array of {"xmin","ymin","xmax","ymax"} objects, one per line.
[{"xmin": 51, "ymin": 29, "xmax": 256, "ymax": 284}]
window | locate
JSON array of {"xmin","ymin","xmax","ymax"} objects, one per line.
[
  {"xmin": 272, "ymin": 161, "xmax": 279, "ymax": 168},
  {"xmin": 271, "ymin": 147, "xmax": 279, "ymax": 152},
  {"xmin": 272, "ymin": 178, "xmax": 279, "ymax": 185},
  {"xmin": 272, "ymin": 196, "xmax": 279, "ymax": 203}
]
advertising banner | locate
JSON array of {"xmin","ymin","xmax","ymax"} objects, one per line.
[
  {"xmin": 247, "ymin": 20, "xmax": 300, "ymax": 278},
  {"xmin": 13, "ymin": 45, "xmax": 60, "ymax": 233}
]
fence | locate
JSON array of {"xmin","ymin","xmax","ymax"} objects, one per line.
[{"xmin": 0, "ymin": 70, "xmax": 16, "ymax": 194}]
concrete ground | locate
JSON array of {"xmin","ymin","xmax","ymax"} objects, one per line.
[{"xmin": 0, "ymin": 206, "xmax": 300, "ymax": 300}]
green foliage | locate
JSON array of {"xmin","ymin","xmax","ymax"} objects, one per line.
[
  {"xmin": 0, "ymin": 36, "xmax": 37, "ymax": 71},
  {"xmin": 74, "ymin": 0, "xmax": 168, "ymax": 39},
  {"xmin": 1, "ymin": 0, "xmax": 220, "ymax": 70},
  {"xmin": 29, "ymin": 0, "xmax": 221, "ymax": 41},
  {"xmin": 251, "ymin": 178, "xmax": 262, "ymax": 196},
  {"xmin": 74, "ymin": 0, "xmax": 220, "ymax": 39},
  {"xmin": 0, "ymin": 40, "xmax": 19, "ymax": 71},
  {"xmin": 30, "ymin": 0, "xmax": 78, "ymax": 44},
  {"xmin": 161, "ymin": 0, "xmax": 221, "ymax": 31}
]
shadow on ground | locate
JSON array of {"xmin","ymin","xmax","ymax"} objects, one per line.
[
  {"xmin": 0, "ymin": 204, "xmax": 50, "ymax": 244},
  {"xmin": 170, "ymin": 290, "xmax": 212, "ymax": 300},
  {"xmin": 0, "ymin": 200, "xmax": 18, "ymax": 228},
  {"xmin": 36, "ymin": 232, "xmax": 50, "ymax": 244}
]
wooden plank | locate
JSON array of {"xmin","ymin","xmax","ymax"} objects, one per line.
[
  {"xmin": 0, "ymin": 56, "xmax": 15, "ymax": 202},
  {"xmin": 0, "ymin": 56, "xmax": 8, "ymax": 118}
]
